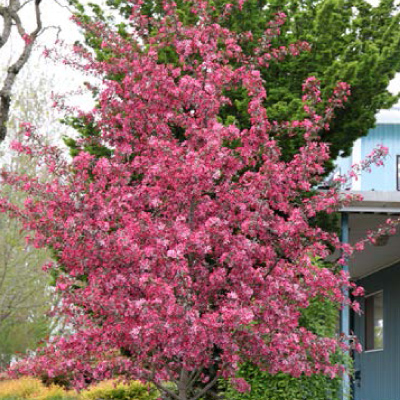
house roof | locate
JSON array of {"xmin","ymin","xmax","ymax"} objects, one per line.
[
  {"xmin": 340, "ymin": 191, "xmax": 400, "ymax": 279},
  {"xmin": 341, "ymin": 191, "xmax": 400, "ymax": 213}
]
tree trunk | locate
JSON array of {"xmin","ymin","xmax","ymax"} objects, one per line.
[{"xmin": 178, "ymin": 369, "xmax": 189, "ymax": 400}]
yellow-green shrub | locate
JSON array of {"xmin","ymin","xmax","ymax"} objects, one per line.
[
  {"xmin": 0, "ymin": 377, "xmax": 77, "ymax": 399},
  {"xmin": 79, "ymin": 380, "xmax": 159, "ymax": 400},
  {"xmin": 0, "ymin": 378, "xmax": 42, "ymax": 399},
  {"xmin": 0, "ymin": 378, "xmax": 159, "ymax": 400}
]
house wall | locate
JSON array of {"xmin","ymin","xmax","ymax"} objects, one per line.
[
  {"xmin": 353, "ymin": 262, "xmax": 400, "ymax": 400},
  {"xmin": 335, "ymin": 124, "xmax": 400, "ymax": 191}
]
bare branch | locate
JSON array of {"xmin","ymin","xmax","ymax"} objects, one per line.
[
  {"xmin": 10, "ymin": 10, "xmax": 27, "ymax": 39},
  {"xmin": 19, "ymin": 0, "xmax": 34, "ymax": 10},
  {"xmin": 0, "ymin": 0, "xmax": 44, "ymax": 141},
  {"xmin": 38, "ymin": 25, "xmax": 62, "ymax": 40},
  {"xmin": 53, "ymin": 0, "xmax": 74, "ymax": 14},
  {"xmin": 0, "ymin": 7, "xmax": 12, "ymax": 49}
]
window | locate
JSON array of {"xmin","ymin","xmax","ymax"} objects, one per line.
[
  {"xmin": 365, "ymin": 291, "xmax": 383, "ymax": 351},
  {"xmin": 397, "ymin": 156, "xmax": 400, "ymax": 191}
]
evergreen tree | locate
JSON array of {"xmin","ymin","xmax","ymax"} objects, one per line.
[{"xmin": 66, "ymin": 0, "xmax": 400, "ymax": 166}]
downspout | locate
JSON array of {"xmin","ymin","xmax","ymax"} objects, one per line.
[{"xmin": 341, "ymin": 212, "xmax": 350, "ymax": 400}]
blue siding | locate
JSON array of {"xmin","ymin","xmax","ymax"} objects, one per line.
[
  {"xmin": 360, "ymin": 124, "xmax": 400, "ymax": 191},
  {"xmin": 334, "ymin": 124, "xmax": 400, "ymax": 191},
  {"xmin": 354, "ymin": 262, "xmax": 400, "ymax": 400},
  {"xmin": 335, "ymin": 153, "xmax": 352, "ymax": 178}
]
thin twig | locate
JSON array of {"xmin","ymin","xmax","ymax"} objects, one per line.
[{"xmin": 53, "ymin": 0, "xmax": 74, "ymax": 14}]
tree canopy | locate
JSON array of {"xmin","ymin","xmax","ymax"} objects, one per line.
[{"xmin": 0, "ymin": 1, "xmax": 385, "ymax": 399}]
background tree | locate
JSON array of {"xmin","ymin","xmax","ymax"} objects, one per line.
[
  {"xmin": 0, "ymin": 213, "xmax": 51, "ymax": 369},
  {"xmin": 0, "ymin": 0, "xmax": 45, "ymax": 142},
  {"xmin": 0, "ymin": 61, "xmax": 70, "ymax": 370}
]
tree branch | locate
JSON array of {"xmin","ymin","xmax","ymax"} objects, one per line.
[
  {"xmin": 0, "ymin": 6, "xmax": 12, "ymax": 49},
  {"xmin": 192, "ymin": 374, "xmax": 220, "ymax": 400},
  {"xmin": 152, "ymin": 380, "xmax": 181, "ymax": 400},
  {"xmin": 0, "ymin": 0, "xmax": 43, "ymax": 142},
  {"xmin": 187, "ymin": 368, "xmax": 202, "ymax": 390}
]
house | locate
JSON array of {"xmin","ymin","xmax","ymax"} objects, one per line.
[{"xmin": 335, "ymin": 108, "xmax": 400, "ymax": 400}]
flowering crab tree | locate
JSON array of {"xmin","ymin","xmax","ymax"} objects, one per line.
[{"xmin": 0, "ymin": 0, "xmax": 384, "ymax": 399}]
